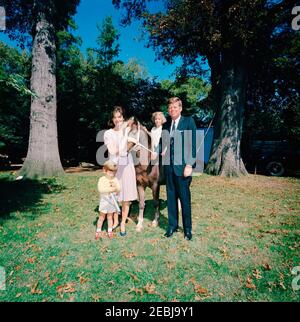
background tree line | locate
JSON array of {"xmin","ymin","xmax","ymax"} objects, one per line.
[
  {"xmin": 0, "ymin": 0, "xmax": 299, "ymax": 177},
  {"xmin": 0, "ymin": 14, "xmax": 210, "ymax": 167}
]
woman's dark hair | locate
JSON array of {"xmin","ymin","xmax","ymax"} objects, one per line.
[
  {"xmin": 108, "ymin": 106, "xmax": 126, "ymax": 128},
  {"xmin": 130, "ymin": 116, "xmax": 139, "ymax": 126}
]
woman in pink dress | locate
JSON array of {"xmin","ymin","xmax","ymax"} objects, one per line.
[{"xmin": 104, "ymin": 106, "xmax": 138, "ymax": 236}]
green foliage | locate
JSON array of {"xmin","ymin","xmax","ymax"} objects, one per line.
[
  {"xmin": 1, "ymin": 0, "xmax": 80, "ymax": 46},
  {"xmin": 0, "ymin": 41, "xmax": 31, "ymax": 159},
  {"xmin": 96, "ymin": 16, "xmax": 120, "ymax": 66},
  {"xmin": 114, "ymin": 0, "xmax": 299, "ymax": 141},
  {"xmin": 161, "ymin": 77, "xmax": 211, "ymax": 116},
  {"xmin": 244, "ymin": 27, "xmax": 300, "ymax": 142}
]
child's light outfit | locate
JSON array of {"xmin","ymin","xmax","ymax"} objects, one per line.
[
  {"xmin": 151, "ymin": 126, "xmax": 162, "ymax": 153},
  {"xmin": 98, "ymin": 175, "xmax": 121, "ymax": 213},
  {"xmin": 151, "ymin": 126, "xmax": 162, "ymax": 166}
]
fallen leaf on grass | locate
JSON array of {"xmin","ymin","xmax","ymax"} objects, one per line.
[
  {"xmin": 30, "ymin": 281, "xmax": 43, "ymax": 294},
  {"xmin": 36, "ymin": 232, "xmax": 47, "ymax": 239},
  {"xmin": 128, "ymin": 273, "xmax": 139, "ymax": 282},
  {"xmin": 245, "ymin": 277, "xmax": 256, "ymax": 290},
  {"xmin": 262, "ymin": 263, "xmax": 271, "ymax": 271},
  {"xmin": 79, "ymin": 276, "xmax": 88, "ymax": 284},
  {"xmin": 253, "ymin": 269, "xmax": 262, "ymax": 279},
  {"xmin": 15, "ymin": 293, "xmax": 22, "ymax": 298},
  {"xmin": 27, "ymin": 257, "xmax": 36, "ymax": 264},
  {"xmin": 166, "ymin": 261, "xmax": 176, "ymax": 270},
  {"xmin": 194, "ymin": 284, "xmax": 208, "ymax": 295},
  {"xmin": 56, "ymin": 282, "xmax": 76, "ymax": 298},
  {"xmin": 185, "ymin": 277, "xmax": 210, "ymax": 298},
  {"xmin": 219, "ymin": 246, "xmax": 230, "ymax": 260},
  {"xmin": 144, "ymin": 283, "xmax": 157, "ymax": 294},
  {"xmin": 92, "ymin": 294, "xmax": 101, "ymax": 302},
  {"xmin": 48, "ymin": 279, "xmax": 58, "ymax": 286},
  {"xmin": 122, "ymin": 251, "xmax": 137, "ymax": 259},
  {"xmin": 128, "ymin": 287, "xmax": 143, "ymax": 296},
  {"xmin": 77, "ymin": 273, "xmax": 88, "ymax": 285},
  {"xmin": 184, "ymin": 276, "xmax": 196, "ymax": 286},
  {"xmin": 149, "ymin": 238, "xmax": 160, "ymax": 245},
  {"xmin": 279, "ymin": 273, "xmax": 286, "ymax": 290},
  {"xmin": 195, "ymin": 294, "xmax": 211, "ymax": 301}
]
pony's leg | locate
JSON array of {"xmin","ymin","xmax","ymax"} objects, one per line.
[
  {"xmin": 136, "ymin": 185, "xmax": 145, "ymax": 232},
  {"xmin": 151, "ymin": 181, "xmax": 160, "ymax": 227}
]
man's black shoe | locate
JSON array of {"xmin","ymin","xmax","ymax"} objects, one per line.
[
  {"xmin": 164, "ymin": 228, "xmax": 177, "ymax": 238},
  {"xmin": 184, "ymin": 232, "xmax": 192, "ymax": 241},
  {"xmin": 164, "ymin": 230, "xmax": 174, "ymax": 238}
]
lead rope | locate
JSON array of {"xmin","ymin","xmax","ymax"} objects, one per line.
[{"xmin": 196, "ymin": 113, "xmax": 215, "ymax": 154}]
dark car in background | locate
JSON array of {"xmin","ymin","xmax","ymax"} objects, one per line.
[{"xmin": 242, "ymin": 140, "xmax": 300, "ymax": 176}]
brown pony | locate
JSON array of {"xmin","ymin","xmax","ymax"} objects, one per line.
[{"xmin": 127, "ymin": 118, "xmax": 161, "ymax": 232}]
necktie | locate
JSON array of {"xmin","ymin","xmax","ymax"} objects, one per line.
[
  {"xmin": 172, "ymin": 121, "xmax": 176, "ymax": 132},
  {"xmin": 170, "ymin": 121, "xmax": 175, "ymax": 164}
]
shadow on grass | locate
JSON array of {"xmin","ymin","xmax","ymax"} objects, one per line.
[
  {"xmin": 0, "ymin": 176, "xmax": 65, "ymax": 223},
  {"xmin": 130, "ymin": 199, "xmax": 168, "ymax": 230},
  {"xmin": 91, "ymin": 198, "xmax": 169, "ymax": 231}
]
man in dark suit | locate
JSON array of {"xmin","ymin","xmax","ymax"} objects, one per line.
[{"xmin": 160, "ymin": 97, "xmax": 197, "ymax": 241}]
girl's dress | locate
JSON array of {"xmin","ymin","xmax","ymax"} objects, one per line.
[{"xmin": 98, "ymin": 175, "xmax": 120, "ymax": 213}]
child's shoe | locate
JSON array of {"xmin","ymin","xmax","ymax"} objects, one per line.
[
  {"xmin": 107, "ymin": 228, "xmax": 113, "ymax": 239},
  {"xmin": 95, "ymin": 229, "xmax": 102, "ymax": 240}
]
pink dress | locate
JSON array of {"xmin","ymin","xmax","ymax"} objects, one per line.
[{"xmin": 104, "ymin": 128, "xmax": 137, "ymax": 202}]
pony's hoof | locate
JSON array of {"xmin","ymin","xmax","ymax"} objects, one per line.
[
  {"xmin": 136, "ymin": 225, "xmax": 143, "ymax": 232},
  {"xmin": 151, "ymin": 220, "xmax": 158, "ymax": 227}
]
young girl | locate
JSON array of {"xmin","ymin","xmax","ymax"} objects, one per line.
[
  {"xmin": 150, "ymin": 111, "xmax": 166, "ymax": 176},
  {"xmin": 95, "ymin": 160, "xmax": 121, "ymax": 240}
]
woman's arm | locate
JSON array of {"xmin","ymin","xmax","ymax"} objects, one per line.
[{"xmin": 104, "ymin": 130, "xmax": 119, "ymax": 156}]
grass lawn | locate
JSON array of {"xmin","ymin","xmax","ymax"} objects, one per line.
[{"xmin": 0, "ymin": 170, "xmax": 299, "ymax": 302}]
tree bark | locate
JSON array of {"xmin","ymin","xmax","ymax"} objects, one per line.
[
  {"xmin": 19, "ymin": 7, "xmax": 64, "ymax": 179},
  {"xmin": 206, "ymin": 51, "xmax": 248, "ymax": 177}
]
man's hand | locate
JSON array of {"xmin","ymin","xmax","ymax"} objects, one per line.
[
  {"xmin": 183, "ymin": 165, "xmax": 193, "ymax": 177},
  {"xmin": 128, "ymin": 137, "xmax": 138, "ymax": 144},
  {"xmin": 161, "ymin": 147, "xmax": 167, "ymax": 157},
  {"xmin": 151, "ymin": 152, "xmax": 158, "ymax": 160}
]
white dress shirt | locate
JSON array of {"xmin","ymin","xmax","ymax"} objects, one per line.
[{"xmin": 171, "ymin": 115, "xmax": 181, "ymax": 134}]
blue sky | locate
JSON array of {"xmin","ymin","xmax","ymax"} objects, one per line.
[
  {"xmin": 0, "ymin": 0, "xmax": 182, "ymax": 81},
  {"xmin": 74, "ymin": 0, "xmax": 181, "ymax": 80}
]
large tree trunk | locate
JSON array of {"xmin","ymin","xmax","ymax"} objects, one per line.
[
  {"xmin": 19, "ymin": 8, "xmax": 64, "ymax": 179},
  {"xmin": 206, "ymin": 51, "xmax": 248, "ymax": 177}
]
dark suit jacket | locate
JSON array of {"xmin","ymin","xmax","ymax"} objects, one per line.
[{"xmin": 160, "ymin": 115, "xmax": 197, "ymax": 176}]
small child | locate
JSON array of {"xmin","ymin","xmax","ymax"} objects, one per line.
[
  {"xmin": 95, "ymin": 160, "xmax": 121, "ymax": 240},
  {"xmin": 150, "ymin": 111, "xmax": 166, "ymax": 175}
]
